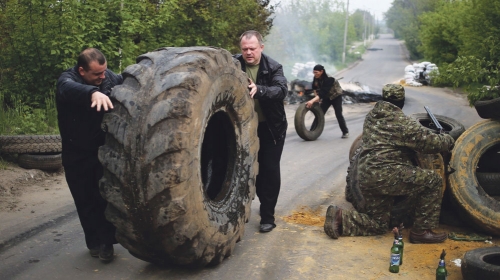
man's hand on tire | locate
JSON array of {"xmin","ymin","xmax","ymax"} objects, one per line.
[{"xmin": 91, "ymin": 91, "xmax": 114, "ymax": 111}]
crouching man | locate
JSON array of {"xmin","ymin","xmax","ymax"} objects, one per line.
[{"xmin": 324, "ymin": 84, "xmax": 454, "ymax": 244}]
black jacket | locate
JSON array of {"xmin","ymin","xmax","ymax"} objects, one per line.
[
  {"xmin": 312, "ymin": 72, "xmax": 335, "ymax": 100},
  {"xmin": 56, "ymin": 66, "xmax": 123, "ymax": 165},
  {"xmin": 235, "ymin": 53, "xmax": 288, "ymax": 142}
]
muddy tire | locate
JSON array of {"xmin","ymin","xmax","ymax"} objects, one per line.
[
  {"xmin": 98, "ymin": 47, "xmax": 259, "ymax": 266},
  {"xmin": 462, "ymin": 247, "xmax": 500, "ymax": 280},
  {"xmin": 17, "ymin": 153, "xmax": 62, "ymax": 171},
  {"xmin": 348, "ymin": 134, "xmax": 363, "ymax": 160},
  {"xmin": 294, "ymin": 103, "xmax": 325, "ymax": 141},
  {"xmin": 410, "ymin": 113, "xmax": 465, "ymax": 140},
  {"xmin": 475, "ymin": 97, "xmax": 500, "ymax": 119},
  {"xmin": 0, "ymin": 135, "xmax": 61, "ymax": 154},
  {"xmin": 449, "ymin": 120, "xmax": 500, "ymax": 235}
]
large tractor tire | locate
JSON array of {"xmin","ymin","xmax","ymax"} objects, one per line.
[
  {"xmin": 0, "ymin": 135, "xmax": 61, "ymax": 154},
  {"xmin": 98, "ymin": 47, "xmax": 259, "ymax": 266},
  {"xmin": 294, "ymin": 103, "xmax": 325, "ymax": 141},
  {"xmin": 410, "ymin": 113, "xmax": 465, "ymax": 140},
  {"xmin": 449, "ymin": 120, "xmax": 500, "ymax": 235}
]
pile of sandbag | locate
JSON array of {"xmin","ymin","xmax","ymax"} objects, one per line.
[
  {"xmin": 404, "ymin": 62, "xmax": 438, "ymax": 86},
  {"xmin": 291, "ymin": 61, "xmax": 316, "ymax": 81}
]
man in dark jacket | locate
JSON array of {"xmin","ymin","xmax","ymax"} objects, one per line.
[
  {"xmin": 235, "ymin": 30, "xmax": 288, "ymax": 233},
  {"xmin": 306, "ymin": 64, "xmax": 349, "ymax": 138},
  {"xmin": 56, "ymin": 48, "xmax": 123, "ymax": 262}
]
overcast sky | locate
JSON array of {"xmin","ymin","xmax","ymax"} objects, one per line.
[{"xmin": 271, "ymin": 0, "xmax": 393, "ymax": 20}]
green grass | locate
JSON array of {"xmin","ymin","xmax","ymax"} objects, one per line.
[{"xmin": 0, "ymin": 92, "xmax": 59, "ymax": 135}]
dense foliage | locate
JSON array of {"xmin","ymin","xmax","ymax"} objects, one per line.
[
  {"xmin": 387, "ymin": 0, "xmax": 500, "ymax": 105},
  {"xmin": 0, "ymin": 0, "xmax": 275, "ymax": 134},
  {"xmin": 0, "ymin": 0, "xmax": 275, "ymax": 110}
]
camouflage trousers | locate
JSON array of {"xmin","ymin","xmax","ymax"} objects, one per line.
[{"xmin": 341, "ymin": 165, "xmax": 443, "ymax": 236}]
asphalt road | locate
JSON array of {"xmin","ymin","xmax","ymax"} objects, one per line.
[{"xmin": 0, "ymin": 34, "xmax": 484, "ymax": 279}]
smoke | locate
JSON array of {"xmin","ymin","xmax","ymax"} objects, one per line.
[{"xmin": 264, "ymin": 0, "xmax": 346, "ymax": 81}]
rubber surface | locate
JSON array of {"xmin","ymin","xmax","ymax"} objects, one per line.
[
  {"xmin": 410, "ymin": 113, "xmax": 465, "ymax": 140},
  {"xmin": 462, "ymin": 247, "xmax": 500, "ymax": 280},
  {"xmin": 475, "ymin": 97, "xmax": 500, "ymax": 119},
  {"xmin": 17, "ymin": 153, "xmax": 62, "ymax": 171},
  {"xmin": 98, "ymin": 47, "xmax": 259, "ymax": 266},
  {"xmin": 449, "ymin": 120, "xmax": 500, "ymax": 235},
  {"xmin": 0, "ymin": 135, "xmax": 61, "ymax": 154},
  {"xmin": 294, "ymin": 103, "xmax": 325, "ymax": 141}
]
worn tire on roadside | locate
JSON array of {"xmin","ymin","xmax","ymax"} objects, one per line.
[
  {"xmin": 294, "ymin": 103, "xmax": 325, "ymax": 141},
  {"xmin": 98, "ymin": 47, "xmax": 259, "ymax": 266},
  {"xmin": 0, "ymin": 135, "xmax": 61, "ymax": 154},
  {"xmin": 475, "ymin": 97, "xmax": 500, "ymax": 119},
  {"xmin": 462, "ymin": 247, "xmax": 500, "ymax": 280},
  {"xmin": 348, "ymin": 134, "xmax": 363, "ymax": 160},
  {"xmin": 476, "ymin": 172, "xmax": 500, "ymax": 197},
  {"xmin": 449, "ymin": 120, "xmax": 500, "ymax": 235},
  {"xmin": 410, "ymin": 113, "xmax": 465, "ymax": 140},
  {"xmin": 17, "ymin": 153, "xmax": 62, "ymax": 171}
]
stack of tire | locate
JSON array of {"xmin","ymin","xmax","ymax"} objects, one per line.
[{"xmin": 0, "ymin": 135, "xmax": 62, "ymax": 171}]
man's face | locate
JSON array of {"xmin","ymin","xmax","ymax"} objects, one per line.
[
  {"xmin": 79, "ymin": 61, "xmax": 107, "ymax": 86},
  {"xmin": 313, "ymin": 70, "xmax": 323, "ymax": 79},
  {"xmin": 240, "ymin": 35, "xmax": 264, "ymax": 66}
]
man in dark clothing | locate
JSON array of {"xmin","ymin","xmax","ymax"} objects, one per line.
[
  {"xmin": 324, "ymin": 84, "xmax": 454, "ymax": 244},
  {"xmin": 306, "ymin": 64, "xmax": 349, "ymax": 138},
  {"xmin": 234, "ymin": 30, "xmax": 288, "ymax": 233},
  {"xmin": 56, "ymin": 48, "xmax": 123, "ymax": 262}
]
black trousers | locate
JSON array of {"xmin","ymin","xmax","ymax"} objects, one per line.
[
  {"xmin": 64, "ymin": 155, "xmax": 116, "ymax": 249},
  {"xmin": 319, "ymin": 96, "xmax": 349, "ymax": 134},
  {"xmin": 256, "ymin": 123, "xmax": 285, "ymax": 225}
]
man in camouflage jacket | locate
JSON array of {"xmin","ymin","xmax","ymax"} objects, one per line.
[{"xmin": 324, "ymin": 84, "xmax": 455, "ymax": 244}]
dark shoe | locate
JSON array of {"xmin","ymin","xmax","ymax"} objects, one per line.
[
  {"xmin": 409, "ymin": 229, "xmax": 448, "ymax": 244},
  {"xmin": 89, "ymin": 246, "xmax": 100, "ymax": 258},
  {"xmin": 259, "ymin": 223, "xmax": 276, "ymax": 233},
  {"xmin": 99, "ymin": 244, "xmax": 114, "ymax": 262},
  {"xmin": 324, "ymin": 205, "xmax": 342, "ymax": 239},
  {"xmin": 342, "ymin": 133, "xmax": 349, "ymax": 139}
]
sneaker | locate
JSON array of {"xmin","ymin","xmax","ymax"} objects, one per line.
[
  {"xmin": 99, "ymin": 244, "xmax": 114, "ymax": 262},
  {"xmin": 324, "ymin": 205, "xmax": 342, "ymax": 239},
  {"xmin": 342, "ymin": 133, "xmax": 349, "ymax": 139}
]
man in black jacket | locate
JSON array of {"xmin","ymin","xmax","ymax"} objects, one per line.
[
  {"xmin": 56, "ymin": 48, "xmax": 123, "ymax": 262},
  {"xmin": 306, "ymin": 64, "xmax": 349, "ymax": 138},
  {"xmin": 235, "ymin": 30, "xmax": 288, "ymax": 233}
]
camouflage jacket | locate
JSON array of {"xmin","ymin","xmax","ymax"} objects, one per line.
[{"xmin": 358, "ymin": 101, "xmax": 454, "ymax": 186}]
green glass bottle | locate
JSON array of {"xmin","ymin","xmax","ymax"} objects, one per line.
[
  {"xmin": 397, "ymin": 235, "xmax": 404, "ymax": 265},
  {"xmin": 389, "ymin": 233, "xmax": 401, "ymax": 273},
  {"xmin": 436, "ymin": 249, "xmax": 447, "ymax": 280},
  {"xmin": 397, "ymin": 223, "xmax": 404, "ymax": 265}
]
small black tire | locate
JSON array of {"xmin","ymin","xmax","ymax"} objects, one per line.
[
  {"xmin": 294, "ymin": 103, "xmax": 325, "ymax": 141},
  {"xmin": 476, "ymin": 172, "xmax": 500, "ymax": 196},
  {"xmin": 449, "ymin": 120, "xmax": 500, "ymax": 235},
  {"xmin": 410, "ymin": 113, "xmax": 465, "ymax": 140},
  {"xmin": 475, "ymin": 97, "xmax": 500, "ymax": 119},
  {"xmin": 98, "ymin": 47, "xmax": 258, "ymax": 267},
  {"xmin": 17, "ymin": 153, "xmax": 62, "ymax": 171},
  {"xmin": 0, "ymin": 135, "xmax": 62, "ymax": 154},
  {"xmin": 462, "ymin": 247, "xmax": 500, "ymax": 280}
]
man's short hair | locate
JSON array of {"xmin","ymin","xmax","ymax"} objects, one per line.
[
  {"xmin": 382, "ymin": 84, "xmax": 405, "ymax": 101},
  {"xmin": 78, "ymin": 48, "xmax": 106, "ymax": 71},
  {"xmin": 239, "ymin": 30, "xmax": 263, "ymax": 45}
]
